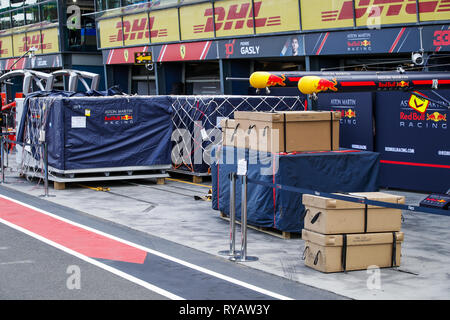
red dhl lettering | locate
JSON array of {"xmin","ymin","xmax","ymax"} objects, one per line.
[
  {"xmin": 194, "ymin": 1, "xmax": 281, "ymax": 34},
  {"xmin": 111, "ymin": 16, "xmax": 167, "ymax": 42},
  {"xmin": 322, "ymin": 0, "xmax": 449, "ymax": 22}
]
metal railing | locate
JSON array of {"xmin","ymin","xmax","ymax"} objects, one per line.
[{"xmin": 0, "ymin": 132, "xmax": 51, "ymax": 197}]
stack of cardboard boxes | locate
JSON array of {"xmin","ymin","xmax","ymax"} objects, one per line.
[
  {"xmin": 221, "ymin": 110, "xmax": 341, "ymax": 153},
  {"xmin": 301, "ymin": 192, "xmax": 406, "ymax": 273}
]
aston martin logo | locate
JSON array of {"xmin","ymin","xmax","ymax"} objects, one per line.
[{"xmin": 180, "ymin": 45, "xmax": 186, "ymax": 59}]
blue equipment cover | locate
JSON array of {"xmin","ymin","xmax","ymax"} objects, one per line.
[
  {"xmin": 374, "ymin": 90, "xmax": 450, "ymax": 194},
  {"xmin": 211, "ymin": 145, "xmax": 380, "ymax": 232},
  {"xmin": 17, "ymin": 92, "xmax": 173, "ymax": 171}
]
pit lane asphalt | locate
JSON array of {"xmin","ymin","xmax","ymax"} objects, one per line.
[{"xmin": 0, "ymin": 185, "xmax": 346, "ymax": 300}]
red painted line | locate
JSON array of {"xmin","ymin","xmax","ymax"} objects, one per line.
[
  {"xmin": 288, "ymin": 77, "xmax": 302, "ymax": 82},
  {"xmin": 0, "ymin": 197, "xmax": 147, "ymax": 264},
  {"xmin": 439, "ymin": 80, "xmax": 450, "ymax": 84},
  {"xmin": 316, "ymin": 32, "xmax": 329, "ymax": 55},
  {"xmin": 380, "ymin": 160, "xmax": 450, "ymax": 169},
  {"xmin": 340, "ymin": 81, "xmax": 376, "ymax": 86},
  {"xmin": 389, "ymin": 27, "xmax": 405, "ymax": 53}
]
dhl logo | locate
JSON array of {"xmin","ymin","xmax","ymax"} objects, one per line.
[
  {"xmin": 426, "ymin": 112, "xmax": 447, "ymax": 122},
  {"xmin": 0, "ymin": 40, "xmax": 8, "ymax": 55},
  {"xmin": 110, "ymin": 16, "xmax": 168, "ymax": 43},
  {"xmin": 21, "ymin": 34, "xmax": 52, "ymax": 52},
  {"xmin": 321, "ymin": 0, "xmax": 450, "ymax": 23},
  {"xmin": 193, "ymin": 1, "xmax": 281, "ymax": 34}
]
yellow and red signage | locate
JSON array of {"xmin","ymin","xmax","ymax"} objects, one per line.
[
  {"xmin": 301, "ymin": 0, "xmax": 450, "ymax": 31},
  {"xmin": 0, "ymin": 36, "xmax": 13, "ymax": 58},
  {"xmin": 179, "ymin": 0, "xmax": 299, "ymax": 40},
  {"xmin": 98, "ymin": 9, "xmax": 179, "ymax": 49}
]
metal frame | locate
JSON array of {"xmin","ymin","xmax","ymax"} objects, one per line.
[{"xmin": 51, "ymin": 69, "xmax": 100, "ymax": 91}]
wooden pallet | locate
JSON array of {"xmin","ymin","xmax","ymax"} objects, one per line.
[
  {"xmin": 220, "ymin": 212, "xmax": 301, "ymax": 240},
  {"xmin": 168, "ymin": 168, "xmax": 211, "ymax": 184}
]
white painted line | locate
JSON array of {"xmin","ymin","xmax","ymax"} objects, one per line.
[
  {"xmin": 0, "ymin": 216, "xmax": 184, "ymax": 300},
  {"xmin": 0, "ymin": 194, "xmax": 293, "ymax": 300}
]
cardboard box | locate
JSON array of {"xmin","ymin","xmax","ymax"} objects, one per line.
[
  {"xmin": 302, "ymin": 229, "xmax": 403, "ymax": 273},
  {"xmin": 225, "ymin": 111, "xmax": 340, "ymax": 153},
  {"xmin": 302, "ymin": 192, "xmax": 405, "ymax": 234},
  {"xmin": 220, "ymin": 118, "xmax": 238, "ymax": 147}
]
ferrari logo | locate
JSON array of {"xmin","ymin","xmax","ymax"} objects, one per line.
[
  {"xmin": 180, "ymin": 45, "xmax": 186, "ymax": 59},
  {"xmin": 124, "ymin": 49, "xmax": 129, "ymax": 62}
]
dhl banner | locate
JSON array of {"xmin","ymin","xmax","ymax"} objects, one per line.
[
  {"xmin": 0, "ymin": 36, "xmax": 13, "ymax": 58},
  {"xmin": 301, "ymin": 0, "xmax": 354, "ymax": 30},
  {"xmin": 300, "ymin": 0, "xmax": 450, "ymax": 31},
  {"xmin": 98, "ymin": 16, "xmax": 123, "ymax": 49},
  {"xmin": 150, "ymin": 8, "xmax": 179, "ymax": 43},
  {"xmin": 40, "ymin": 28, "xmax": 59, "ymax": 55},
  {"xmin": 179, "ymin": 2, "xmax": 214, "ymax": 40},
  {"xmin": 11, "ymin": 27, "xmax": 59, "ymax": 57},
  {"xmin": 98, "ymin": 9, "xmax": 179, "ymax": 49},
  {"xmin": 254, "ymin": 0, "xmax": 300, "ymax": 34},
  {"xmin": 180, "ymin": 0, "xmax": 300, "ymax": 40}
]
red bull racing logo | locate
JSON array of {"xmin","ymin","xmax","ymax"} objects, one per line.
[
  {"xmin": 266, "ymin": 74, "xmax": 286, "ymax": 87},
  {"xmin": 317, "ymin": 78, "xmax": 338, "ymax": 92},
  {"xmin": 400, "ymin": 110, "xmax": 447, "ymax": 130},
  {"xmin": 426, "ymin": 112, "xmax": 447, "ymax": 122}
]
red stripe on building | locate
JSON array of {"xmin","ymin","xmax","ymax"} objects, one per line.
[
  {"xmin": 389, "ymin": 27, "xmax": 405, "ymax": 53},
  {"xmin": 0, "ymin": 197, "xmax": 147, "ymax": 264},
  {"xmin": 380, "ymin": 160, "xmax": 450, "ymax": 169},
  {"xmin": 340, "ymin": 81, "xmax": 376, "ymax": 86},
  {"xmin": 316, "ymin": 32, "xmax": 329, "ymax": 55}
]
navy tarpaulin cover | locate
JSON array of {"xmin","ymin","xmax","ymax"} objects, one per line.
[
  {"xmin": 211, "ymin": 145, "xmax": 380, "ymax": 232},
  {"xmin": 18, "ymin": 93, "xmax": 173, "ymax": 171}
]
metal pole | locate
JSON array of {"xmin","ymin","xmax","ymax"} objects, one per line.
[
  {"xmin": 39, "ymin": 142, "xmax": 54, "ymax": 198},
  {"xmin": 1, "ymin": 135, "xmax": 4, "ymax": 184},
  {"xmin": 44, "ymin": 142, "xmax": 49, "ymax": 197},
  {"xmin": 218, "ymin": 172, "xmax": 240, "ymax": 257},
  {"xmin": 240, "ymin": 174, "xmax": 248, "ymax": 260},
  {"xmin": 231, "ymin": 174, "xmax": 258, "ymax": 262}
]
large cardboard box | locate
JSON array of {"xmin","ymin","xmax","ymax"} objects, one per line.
[
  {"xmin": 302, "ymin": 229, "xmax": 403, "ymax": 273},
  {"xmin": 224, "ymin": 111, "xmax": 340, "ymax": 153},
  {"xmin": 302, "ymin": 192, "xmax": 405, "ymax": 234}
]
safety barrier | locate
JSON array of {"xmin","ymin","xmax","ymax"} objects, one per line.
[{"xmin": 222, "ymin": 168, "xmax": 449, "ymax": 263}]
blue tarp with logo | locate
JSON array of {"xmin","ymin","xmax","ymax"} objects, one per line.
[
  {"xmin": 17, "ymin": 91, "xmax": 173, "ymax": 171},
  {"xmin": 375, "ymin": 90, "xmax": 450, "ymax": 193},
  {"xmin": 211, "ymin": 145, "xmax": 380, "ymax": 232},
  {"xmin": 317, "ymin": 92, "xmax": 374, "ymax": 151}
]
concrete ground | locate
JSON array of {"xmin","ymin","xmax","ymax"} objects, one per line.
[{"xmin": 0, "ymin": 160, "xmax": 449, "ymax": 300}]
